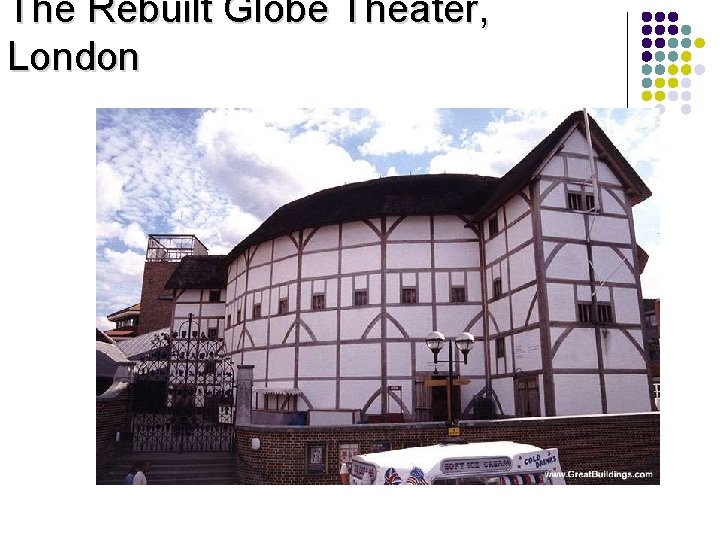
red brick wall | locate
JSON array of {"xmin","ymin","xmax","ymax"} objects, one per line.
[
  {"xmin": 96, "ymin": 389, "xmax": 133, "ymax": 483},
  {"xmin": 138, "ymin": 261, "xmax": 178, "ymax": 334},
  {"xmin": 235, "ymin": 413, "xmax": 659, "ymax": 485}
]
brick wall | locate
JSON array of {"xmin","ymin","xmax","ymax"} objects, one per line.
[
  {"xmin": 138, "ymin": 261, "xmax": 178, "ymax": 334},
  {"xmin": 96, "ymin": 388, "xmax": 133, "ymax": 483},
  {"xmin": 235, "ymin": 413, "xmax": 659, "ymax": 485}
]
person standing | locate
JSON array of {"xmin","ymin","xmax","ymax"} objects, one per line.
[
  {"xmin": 124, "ymin": 462, "xmax": 139, "ymax": 485},
  {"xmin": 132, "ymin": 462, "xmax": 149, "ymax": 485}
]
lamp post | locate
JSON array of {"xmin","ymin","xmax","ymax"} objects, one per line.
[{"xmin": 425, "ymin": 331, "xmax": 475, "ymax": 434}]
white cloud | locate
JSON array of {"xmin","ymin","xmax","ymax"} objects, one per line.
[
  {"xmin": 197, "ymin": 109, "xmax": 378, "ymax": 217},
  {"xmin": 103, "ymin": 248, "xmax": 145, "ymax": 277},
  {"xmin": 124, "ymin": 222, "xmax": 147, "ymax": 250},
  {"xmin": 359, "ymin": 108, "xmax": 451, "ymax": 156},
  {"xmin": 96, "ymin": 161, "xmax": 125, "ymax": 219}
]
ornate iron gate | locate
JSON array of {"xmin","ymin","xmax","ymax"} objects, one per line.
[{"xmin": 131, "ymin": 315, "xmax": 236, "ymax": 452}]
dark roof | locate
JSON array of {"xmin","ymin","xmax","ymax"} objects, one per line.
[
  {"xmin": 107, "ymin": 302, "xmax": 141, "ymax": 320},
  {"xmin": 96, "ymin": 328, "xmax": 114, "ymax": 344},
  {"xmin": 469, "ymin": 111, "xmax": 652, "ymax": 221},
  {"xmin": 227, "ymin": 174, "xmax": 498, "ymax": 262},
  {"xmin": 165, "ymin": 255, "xmax": 228, "ymax": 290}
]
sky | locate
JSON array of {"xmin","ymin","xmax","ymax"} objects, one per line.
[{"xmin": 96, "ymin": 108, "xmax": 661, "ymax": 328}]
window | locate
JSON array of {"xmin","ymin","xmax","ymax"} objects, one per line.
[
  {"xmin": 577, "ymin": 302, "xmax": 613, "ymax": 324},
  {"xmin": 578, "ymin": 302, "xmax": 593, "ymax": 323},
  {"xmin": 207, "ymin": 327, "xmax": 218, "ymax": 340},
  {"xmin": 227, "ymin": 314, "xmax": 231, "ymax": 327},
  {"xmin": 495, "ymin": 337, "xmax": 505, "ymax": 359},
  {"xmin": 237, "ymin": 309, "xmax": 242, "ymax": 323},
  {"xmin": 401, "ymin": 287, "xmax": 418, "ymax": 304},
  {"xmin": 209, "ymin": 290, "xmax": 221, "ymax": 302},
  {"xmin": 278, "ymin": 298, "xmax": 289, "ymax": 315},
  {"xmin": 585, "ymin": 193, "xmax": 596, "ymax": 211},
  {"xmin": 597, "ymin": 304, "xmax": 613, "ymax": 324},
  {"xmin": 567, "ymin": 192, "xmax": 583, "ymax": 211},
  {"xmin": 312, "ymin": 293, "xmax": 325, "ymax": 310},
  {"xmin": 354, "ymin": 290, "xmax": 368, "ymax": 306},
  {"xmin": 568, "ymin": 191, "xmax": 597, "ymax": 212},
  {"xmin": 252, "ymin": 303, "xmax": 261, "ymax": 319},
  {"xmin": 492, "ymin": 278, "xmax": 502, "ymax": 300},
  {"xmin": 489, "ymin": 214, "xmax": 499, "ymax": 237},
  {"xmin": 450, "ymin": 286, "xmax": 466, "ymax": 303}
]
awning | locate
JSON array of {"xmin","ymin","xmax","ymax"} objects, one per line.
[{"xmin": 253, "ymin": 387, "xmax": 301, "ymax": 396}]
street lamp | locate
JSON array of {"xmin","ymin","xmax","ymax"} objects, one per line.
[{"xmin": 425, "ymin": 331, "xmax": 475, "ymax": 432}]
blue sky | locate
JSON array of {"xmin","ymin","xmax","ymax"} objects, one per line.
[{"xmin": 96, "ymin": 108, "xmax": 661, "ymax": 329}]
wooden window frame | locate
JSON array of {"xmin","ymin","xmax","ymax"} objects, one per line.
[
  {"xmin": 354, "ymin": 289, "xmax": 368, "ymax": 306},
  {"xmin": 488, "ymin": 214, "xmax": 499, "ymax": 238},
  {"xmin": 209, "ymin": 290, "xmax": 221, "ymax": 302},
  {"xmin": 401, "ymin": 287, "xmax": 418, "ymax": 304},
  {"xmin": 312, "ymin": 293, "xmax": 326, "ymax": 311},
  {"xmin": 450, "ymin": 286, "xmax": 466, "ymax": 303},
  {"xmin": 495, "ymin": 337, "xmax": 505, "ymax": 359},
  {"xmin": 278, "ymin": 298, "xmax": 289, "ymax": 315},
  {"xmin": 492, "ymin": 277, "xmax": 502, "ymax": 300},
  {"xmin": 252, "ymin": 303, "xmax": 261, "ymax": 319}
]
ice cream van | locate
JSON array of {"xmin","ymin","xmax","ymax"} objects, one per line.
[{"xmin": 348, "ymin": 441, "xmax": 565, "ymax": 485}]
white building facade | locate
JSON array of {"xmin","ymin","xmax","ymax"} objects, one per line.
[{"xmin": 166, "ymin": 111, "xmax": 654, "ymax": 422}]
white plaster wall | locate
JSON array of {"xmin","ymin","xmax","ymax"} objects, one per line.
[
  {"xmin": 387, "ymin": 243, "xmax": 431, "ymax": 269},
  {"xmin": 272, "ymin": 256, "xmax": 298, "ymax": 284},
  {"xmin": 554, "ymin": 374, "xmax": 603, "ymax": 416},
  {"xmin": 342, "ymin": 221, "xmax": 379, "ymax": 246},
  {"xmin": 202, "ymin": 303, "xmax": 225, "ymax": 317},
  {"xmin": 512, "ymin": 329, "xmax": 543, "ymax": 371},
  {"xmin": 340, "ymin": 343, "xmax": 381, "ymax": 377},
  {"xmin": 302, "ymin": 311, "xmax": 338, "ymax": 342},
  {"xmin": 563, "ymin": 129, "xmax": 598, "ymax": 155},
  {"xmin": 566, "ymin": 156, "xmax": 593, "ymax": 180},
  {"xmin": 268, "ymin": 315, "xmax": 295, "ymax": 345},
  {"xmin": 272, "ymin": 235, "xmax": 298, "ymax": 260},
  {"xmin": 435, "ymin": 304, "xmax": 483, "ymax": 337},
  {"xmin": 340, "ymin": 307, "xmax": 380, "ymax": 340},
  {"xmin": 540, "ymin": 155, "xmax": 564, "ymax": 177},
  {"xmin": 300, "ymin": 381, "xmax": 336, "ymax": 410},
  {"xmin": 546, "ymin": 283, "xmax": 576, "ymax": 322},
  {"xmin": 511, "ymin": 285, "xmax": 538, "ymax": 328},
  {"xmin": 591, "ymin": 247, "xmax": 635, "ymax": 283},
  {"xmin": 504, "ymin": 192, "xmax": 532, "ymax": 224},
  {"xmin": 493, "ymin": 377, "xmax": 515, "ymax": 416},
  {"xmin": 388, "ymin": 216, "xmax": 430, "ymax": 240},
  {"xmin": 434, "ymin": 215, "xmax": 477, "ymax": 240},
  {"xmin": 340, "ymin": 380, "xmax": 379, "ymax": 412},
  {"xmin": 298, "ymin": 344, "xmax": 337, "ymax": 378},
  {"xmin": 418, "ymin": 272, "xmax": 432, "ymax": 303},
  {"xmin": 251, "ymin": 243, "xmax": 273, "ymax": 268},
  {"xmin": 589, "ymin": 216, "xmax": 631, "ymax": 244},
  {"xmin": 604, "ymin": 374, "xmax": 652, "ymax": 413},
  {"xmin": 390, "ymin": 306, "xmax": 434, "ymax": 339},
  {"xmin": 301, "ymin": 251, "xmax": 339, "ymax": 279},
  {"xmin": 174, "ymin": 303, "xmax": 200, "ymax": 319},
  {"xmin": 244, "ymin": 319, "xmax": 268, "ymax": 347},
  {"xmin": 506, "ymin": 215, "xmax": 533, "ymax": 253},
  {"xmin": 545, "ymin": 243, "xmax": 591, "ymax": 281},
  {"xmin": 484, "ymin": 234, "xmax": 505, "ymax": 265},
  {"xmin": 242, "ymin": 350, "xmax": 267, "ymax": 383},
  {"xmin": 304, "ymin": 225, "xmax": 339, "ymax": 251},
  {"xmin": 539, "ymin": 179, "xmax": 565, "ymax": 208},
  {"xmin": 541, "ymin": 210, "xmax": 586, "ymax": 240},
  {"xmin": 459, "ymin": 347, "xmax": 485, "ymax": 377},
  {"xmin": 386, "ymin": 379, "xmax": 413, "ymax": 414},
  {"xmin": 601, "ymin": 329, "xmax": 646, "ymax": 370},
  {"xmin": 266, "ymin": 346, "xmax": 295, "ymax": 380},
  {"xmin": 342, "ymin": 245, "xmax": 381, "ymax": 273},
  {"xmin": 434, "ymin": 242, "xmax": 480, "ymax": 269},
  {"xmin": 247, "ymin": 265, "xmax": 271, "ymax": 291},
  {"xmin": 386, "ymin": 342, "xmax": 413, "ymax": 377},
  {"xmin": 551, "ymin": 328, "xmax": 598, "ymax": 369},
  {"xmin": 488, "ymin": 297, "xmax": 511, "ymax": 334},
  {"xmin": 601, "ymin": 187, "xmax": 627, "ymax": 215},
  {"xmin": 613, "ymin": 287, "xmax": 642, "ymax": 325},
  {"xmin": 435, "ymin": 272, "xmax": 449, "ymax": 303},
  {"xmin": 596, "ymin": 160, "xmax": 623, "ymax": 186},
  {"xmin": 467, "ymin": 271, "xmax": 482, "ymax": 302},
  {"xmin": 234, "ymin": 276, "xmax": 246, "ymax": 298},
  {"xmin": 508, "ymin": 244, "xmax": 536, "ymax": 290}
]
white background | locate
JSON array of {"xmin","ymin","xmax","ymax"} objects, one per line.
[{"xmin": 1, "ymin": 1, "xmax": 717, "ymax": 537}]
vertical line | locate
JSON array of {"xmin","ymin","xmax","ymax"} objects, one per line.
[{"xmin": 626, "ymin": 11, "xmax": 629, "ymax": 108}]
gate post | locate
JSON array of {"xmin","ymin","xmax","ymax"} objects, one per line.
[{"xmin": 235, "ymin": 365, "xmax": 254, "ymax": 426}]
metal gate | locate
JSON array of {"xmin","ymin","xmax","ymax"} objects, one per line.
[{"xmin": 131, "ymin": 315, "xmax": 236, "ymax": 452}]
